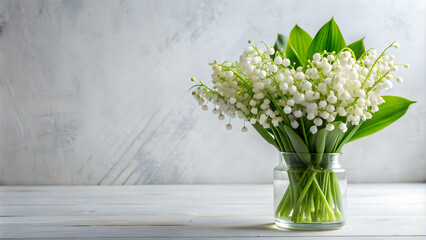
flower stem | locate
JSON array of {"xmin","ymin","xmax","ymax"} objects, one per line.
[
  {"xmin": 276, "ymin": 168, "xmax": 342, "ymax": 224},
  {"xmin": 313, "ymin": 177, "xmax": 336, "ymax": 221}
]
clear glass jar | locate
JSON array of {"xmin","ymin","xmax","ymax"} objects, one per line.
[{"xmin": 274, "ymin": 152, "xmax": 347, "ymax": 230}]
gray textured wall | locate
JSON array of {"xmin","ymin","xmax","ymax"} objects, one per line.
[{"xmin": 0, "ymin": 0, "xmax": 425, "ymax": 185}]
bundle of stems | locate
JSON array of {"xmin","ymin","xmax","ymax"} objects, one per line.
[{"xmin": 275, "ymin": 157, "xmax": 343, "ymax": 223}]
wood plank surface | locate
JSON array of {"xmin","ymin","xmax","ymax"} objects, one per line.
[{"xmin": 0, "ymin": 184, "xmax": 425, "ymax": 239}]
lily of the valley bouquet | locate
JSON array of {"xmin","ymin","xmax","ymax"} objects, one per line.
[{"xmin": 189, "ymin": 18, "xmax": 415, "ymax": 230}]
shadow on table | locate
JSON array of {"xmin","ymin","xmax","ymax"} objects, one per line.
[
  {"xmin": 223, "ymin": 223, "xmax": 341, "ymax": 232},
  {"xmin": 223, "ymin": 223, "xmax": 287, "ymax": 231}
]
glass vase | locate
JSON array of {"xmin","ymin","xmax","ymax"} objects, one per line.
[{"xmin": 274, "ymin": 152, "xmax": 347, "ymax": 230}]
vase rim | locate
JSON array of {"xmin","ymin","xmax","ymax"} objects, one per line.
[{"xmin": 279, "ymin": 152, "xmax": 342, "ymax": 156}]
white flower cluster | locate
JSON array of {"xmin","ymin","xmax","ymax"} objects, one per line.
[{"xmin": 192, "ymin": 42, "xmax": 408, "ymax": 133}]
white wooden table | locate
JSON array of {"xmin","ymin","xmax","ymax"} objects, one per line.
[{"xmin": 0, "ymin": 184, "xmax": 425, "ymax": 239}]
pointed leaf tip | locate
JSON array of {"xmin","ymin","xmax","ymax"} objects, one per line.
[
  {"xmin": 348, "ymin": 37, "xmax": 366, "ymax": 59},
  {"xmin": 285, "ymin": 25, "xmax": 312, "ymax": 67},
  {"xmin": 306, "ymin": 18, "xmax": 346, "ymax": 61}
]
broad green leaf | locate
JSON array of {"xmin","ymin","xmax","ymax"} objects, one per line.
[
  {"xmin": 315, "ymin": 128, "xmax": 328, "ymax": 154},
  {"xmin": 273, "ymin": 33, "xmax": 288, "ymax": 53},
  {"xmin": 347, "ymin": 37, "xmax": 366, "ymax": 59},
  {"xmin": 310, "ymin": 128, "xmax": 328, "ymax": 165},
  {"xmin": 270, "ymin": 127, "xmax": 284, "ymax": 152},
  {"xmin": 286, "ymin": 44, "xmax": 303, "ymax": 67},
  {"xmin": 306, "ymin": 17, "xmax": 346, "ymax": 62},
  {"xmin": 274, "ymin": 124, "xmax": 293, "ymax": 152},
  {"xmin": 285, "ymin": 25, "xmax": 312, "ymax": 67},
  {"xmin": 348, "ymin": 96, "xmax": 416, "ymax": 142},
  {"xmin": 282, "ymin": 125, "xmax": 311, "ymax": 165},
  {"xmin": 282, "ymin": 125, "xmax": 309, "ymax": 153},
  {"xmin": 308, "ymin": 132, "xmax": 317, "ymax": 152},
  {"xmin": 325, "ymin": 122, "xmax": 344, "ymax": 153},
  {"xmin": 278, "ymin": 123, "xmax": 295, "ymax": 152},
  {"xmin": 252, "ymin": 123, "xmax": 279, "ymax": 149}
]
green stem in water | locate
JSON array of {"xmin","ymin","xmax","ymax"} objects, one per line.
[
  {"xmin": 275, "ymin": 185, "xmax": 290, "ymax": 216},
  {"xmin": 313, "ymin": 177, "xmax": 336, "ymax": 222},
  {"xmin": 291, "ymin": 171, "xmax": 318, "ymax": 222},
  {"xmin": 275, "ymin": 168, "xmax": 344, "ymax": 223}
]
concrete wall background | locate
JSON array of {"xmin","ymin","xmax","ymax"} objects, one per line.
[{"xmin": 0, "ymin": 0, "xmax": 425, "ymax": 185}]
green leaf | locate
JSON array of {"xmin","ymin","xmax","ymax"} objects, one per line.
[
  {"xmin": 270, "ymin": 126, "xmax": 284, "ymax": 152},
  {"xmin": 325, "ymin": 122, "xmax": 344, "ymax": 153},
  {"xmin": 285, "ymin": 25, "xmax": 312, "ymax": 67},
  {"xmin": 308, "ymin": 128, "xmax": 328, "ymax": 165},
  {"xmin": 252, "ymin": 123, "xmax": 279, "ymax": 149},
  {"xmin": 306, "ymin": 17, "xmax": 346, "ymax": 62},
  {"xmin": 275, "ymin": 124, "xmax": 293, "ymax": 152},
  {"xmin": 273, "ymin": 33, "xmax": 288, "ymax": 53},
  {"xmin": 315, "ymin": 128, "xmax": 328, "ymax": 154},
  {"xmin": 282, "ymin": 125, "xmax": 311, "ymax": 165},
  {"xmin": 347, "ymin": 37, "xmax": 366, "ymax": 59},
  {"xmin": 348, "ymin": 96, "xmax": 416, "ymax": 142}
]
